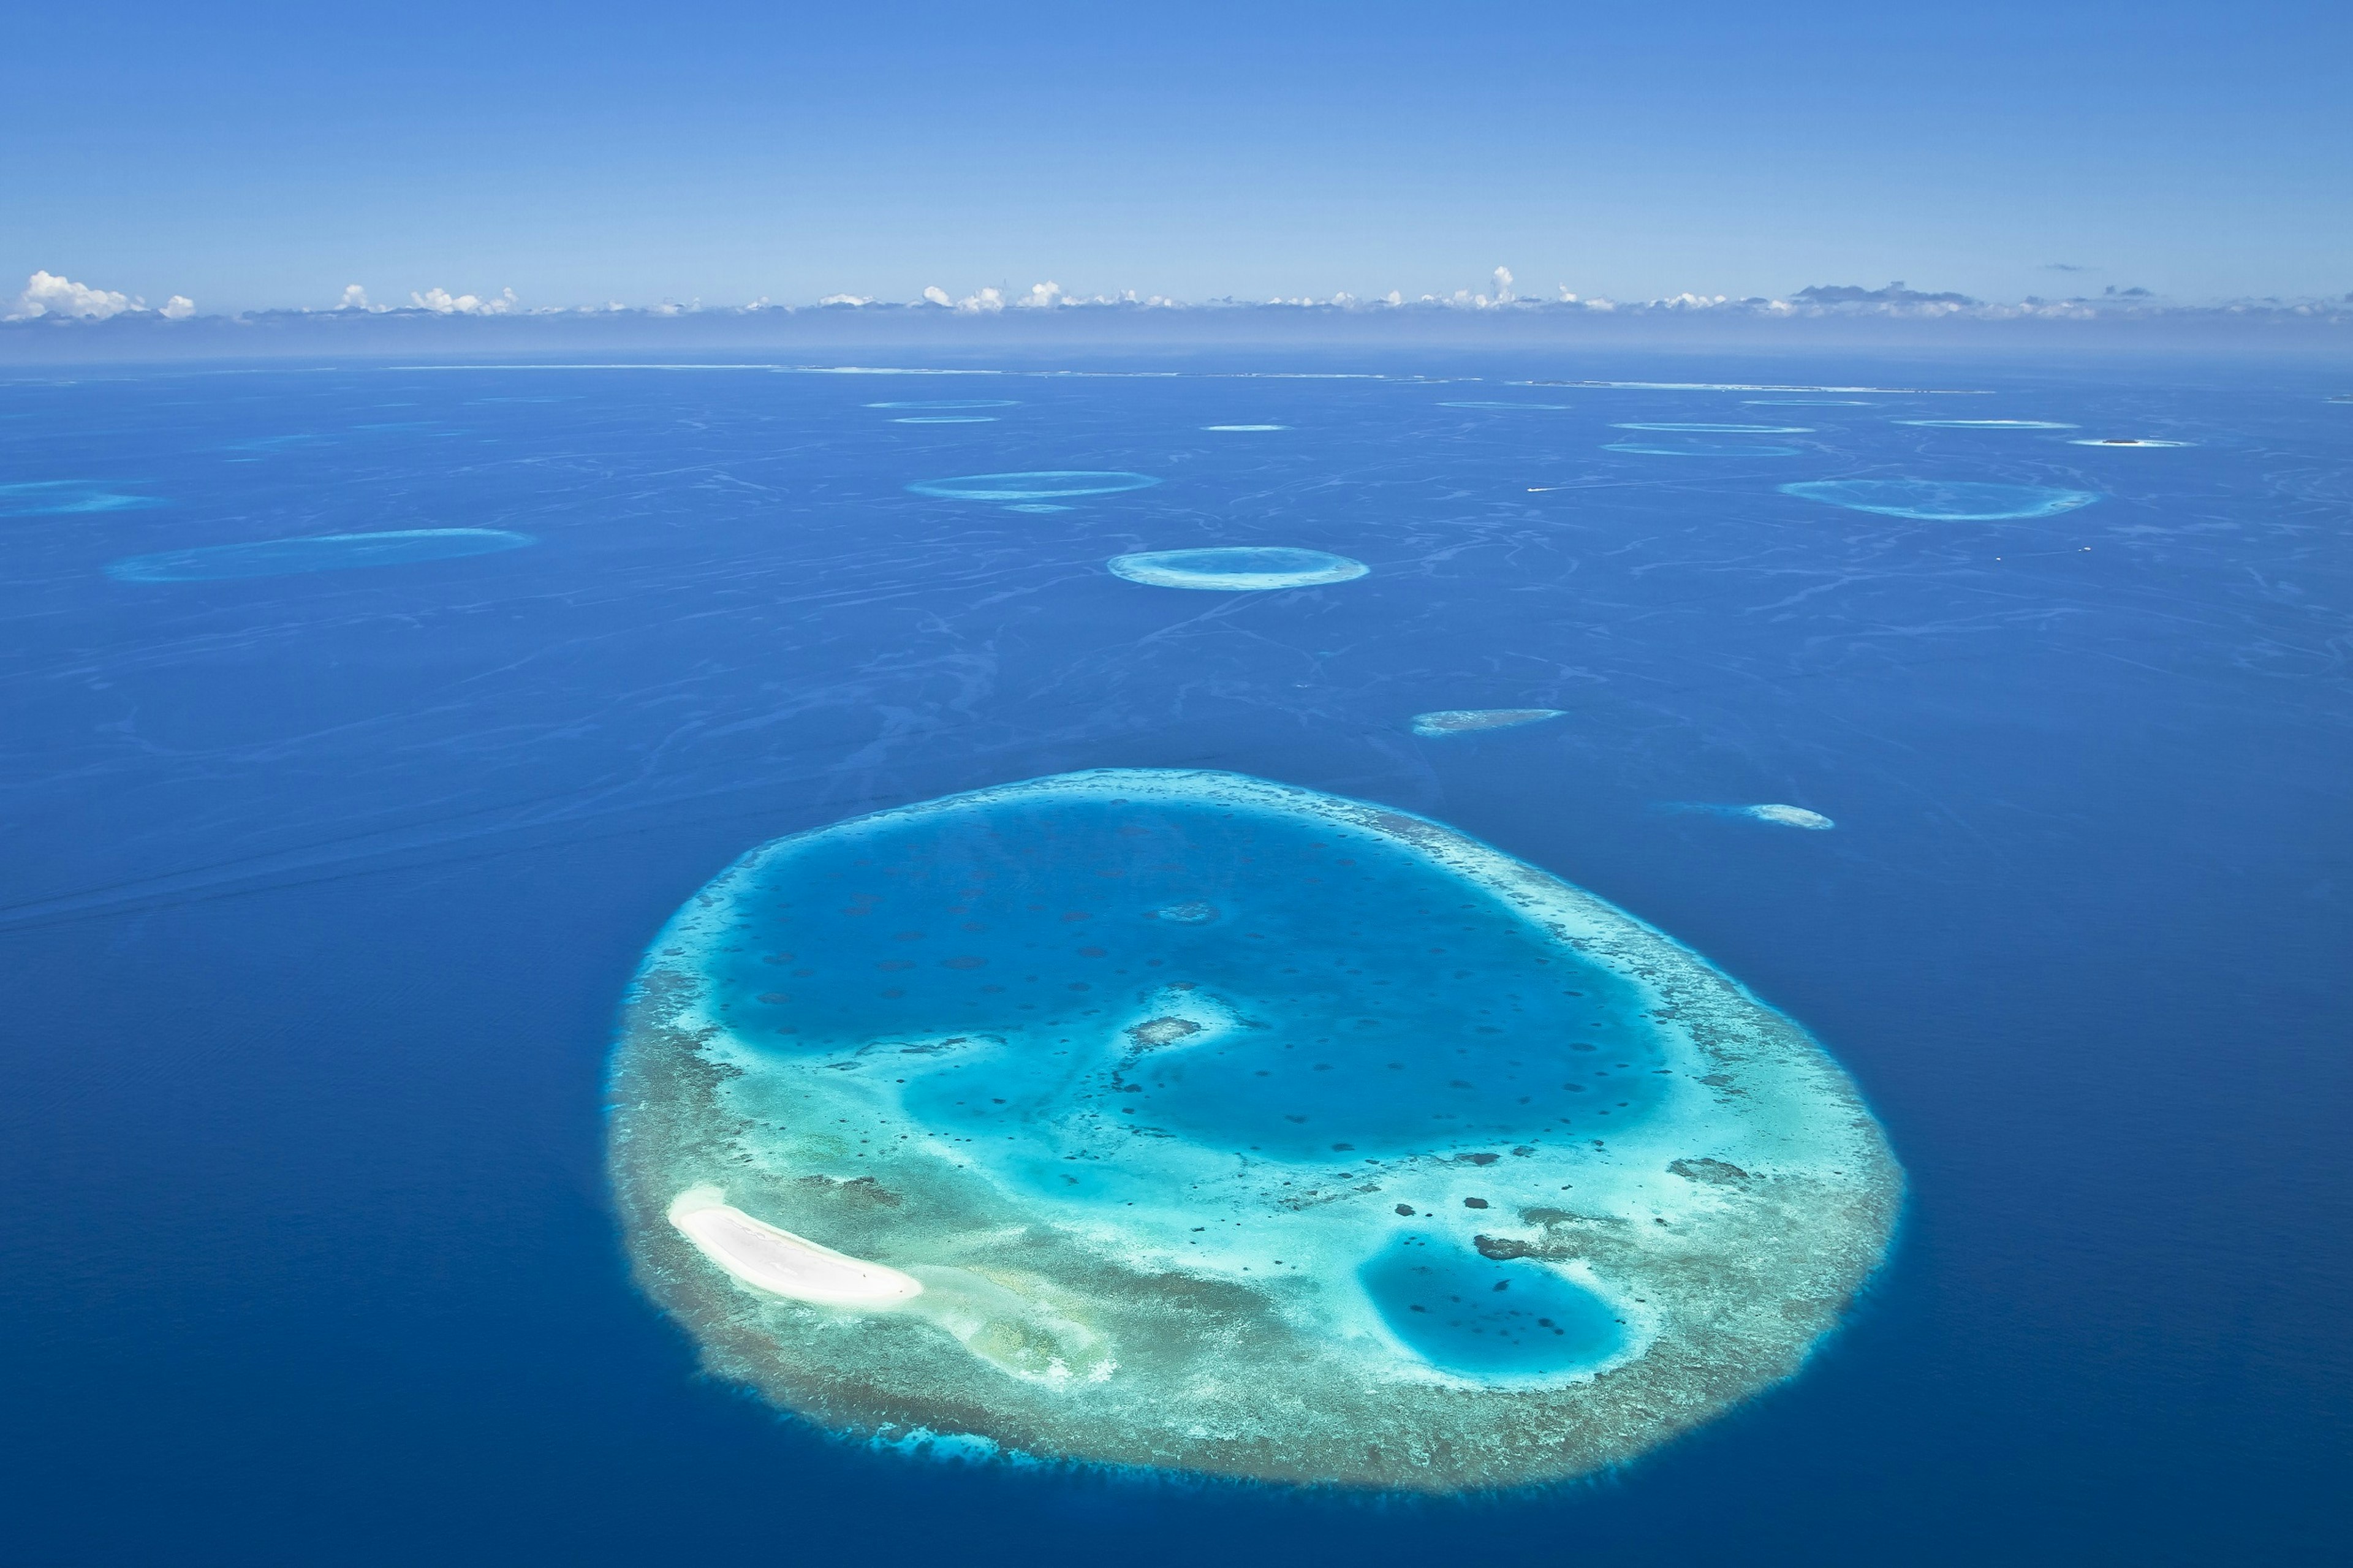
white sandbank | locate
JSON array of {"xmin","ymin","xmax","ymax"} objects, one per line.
[
  {"xmin": 1745, "ymin": 803, "xmax": 1835, "ymax": 830},
  {"xmin": 668, "ymin": 1189, "xmax": 924, "ymax": 1306}
]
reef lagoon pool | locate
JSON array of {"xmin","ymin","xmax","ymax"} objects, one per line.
[{"xmin": 3, "ymin": 351, "xmax": 2346, "ymax": 1564}]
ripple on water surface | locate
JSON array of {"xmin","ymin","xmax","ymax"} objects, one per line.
[
  {"xmin": 908, "ymin": 471, "xmax": 1159, "ymax": 501},
  {"xmin": 607, "ymin": 770, "xmax": 1901, "ymax": 1490},
  {"xmin": 107, "ymin": 528, "xmax": 534, "ymax": 581},
  {"xmin": 1781, "ymin": 480, "xmax": 2099, "ymax": 520},
  {"xmin": 1108, "ymin": 547, "xmax": 1368, "ymax": 591},
  {"xmin": 866, "ymin": 400, "xmax": 1020, "ymax": 409}
]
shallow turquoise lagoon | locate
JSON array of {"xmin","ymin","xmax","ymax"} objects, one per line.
[
  {"xmin": 1360, "ymin": 1230, "xmax": 1628, "ymax": 1380},
  {"xmin": 106, "ymin": 527, "xmax": 535, "ymax": 581}
]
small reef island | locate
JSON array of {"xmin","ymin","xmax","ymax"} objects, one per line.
[{"xmin": 607, "ymin": 771, "xmax": 1901, "ymax": 1491}]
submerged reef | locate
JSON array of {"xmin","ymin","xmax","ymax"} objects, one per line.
[
  {"xmin": 1611, "ymin": 422, "xmax": 1813, "ymax": 434},
  {"xmin": 1896, "ymin": 419, "xmax": 2076, "ymax": 430},
  {"xmin": 907, "ymin": 471, "xmax": 1159, "ymax": 501},
  {"xmin": 1781, "ymin": 480, "xmax": 2099, "ymax": 521},
  {"xmin": 607, "ymin": 770, "xmax": 1902, "ymax": 1491},
  {"xmin": 1605, "ymin": 442, "xmax": 1802, "ymax": 458},
  {"xmin": 1107, "ymin": 548, "xmax": 1368, "ymax": 591},
  {"xmin": 1, "ymin": 480, "xmax": 165, "ymax": 517},
  {"xmin": 1411, "ymin": 708, "xmax": 1566, "ymax": 738},
  {"xmin": 106, "ymin": 528, "xmax": 533, "ymax": 582},
  {"xmin": 2070, "ymin": 437, "xmax": 2189, "ymax": 448}
]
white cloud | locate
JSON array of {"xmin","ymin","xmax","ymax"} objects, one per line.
[
  {"xmin": 158, "ymin": 295, "xmax": 195, "ymax": 319},
  {"xmin": 1492, "ymin": 265, "xmax": 1515, "ymax": 302},
  {"xmin": 818, "ymin": 293, "xmax": 873, "ymax": 306},
  {"xmin": 337, "ymin": 284, "xmax": 380, "ymax": 312},
  {"xmin": 8, "ymin": 270, "xmax": 137, "ymax": 320},
  {"xmin": 922, "ymin": 285, "xmax": 953, "ymax": 306},
  {"xmin": 410, "ymin": 286, "xmax": 517, "ymax": 315},
  {"xmin": 955, "ymin": 286, "xmax": 1004, "ymax": 314},
  {"xmin": 1015, "ymin": 281, "xmax": 1064, "ymax": 308}
]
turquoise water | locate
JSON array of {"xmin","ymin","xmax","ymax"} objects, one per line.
[
  {"xmin": 1359, "ymin": 1231, "xmax": 1628, "ymax": 1379},
  {"xmin": 105, "ymin": 527, "xmax": 534, "ymax": 581},
  {"xmin": 705, "ymin": 790, "xmax": 1664, "ymax": 1169}
]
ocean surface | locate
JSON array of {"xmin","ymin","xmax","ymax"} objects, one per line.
[{"xmin": 2, "ymin": 350, "xmax": 2346, "ymax": 1561}]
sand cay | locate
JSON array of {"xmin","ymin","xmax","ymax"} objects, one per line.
[{"xmin": 669, "ymin": 1189, "xmax": 925, "ymax": 1306}]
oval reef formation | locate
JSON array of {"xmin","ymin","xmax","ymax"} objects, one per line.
[
  {"xmin": 1611, "ymin": 422, "xmax": 1812, "ymax": 434},
  {"xmin": 1895, "ymin": 419, "xmax": 2076, "ymax": 430},
  {"xmin": 607, "ymin": 770, "xmax": 1903, "ymax": 1490},
  {"xmin": 107, "ymin": 528, "xmax": 533, "ymax": 582},
  {"xmin": 908, "ymin": 471, "xmax": 1159, "ymax": 501},
  {"xmin": 1411, "ymin": 709, "xmax": 1566, "ymax": 738},
  {"xmin": 1107, "ymin": 548, "xmax": 1367, "ymax": 591},
  {"xmin": 1781, "ymin": 480, "xmax": 2098, "ymax": 521},
  {"xmin": 1605, "ymin": 442, "xmax": 1802, "ymax": 458}
]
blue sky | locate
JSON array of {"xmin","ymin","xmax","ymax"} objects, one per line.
[{"xmin": 4, "ymin": 0, "xmax": 2347, "ymax": 315}]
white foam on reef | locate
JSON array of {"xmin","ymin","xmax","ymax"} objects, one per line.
[
  {"xmin": 893, "ymin": 416, "xmax": 996, "ymax": 423},
  {"xmin": 2069, "ymin": 437, "xmax": 2190, "ymax": 448},
  {"xmin": 608, "ymin": 770, "xmax": 1901, "ymax": 1491},
  {"xmin": 1202, "ymin": 424, "xmax": 1287, "ymax": 431},
  {"xmin": 1411, "ymin": 708, "xmax": 1566, "ymax": 737},
  {"xmin": 669, "ymin": 1187, "xmax": 925, "ymax": 1306},
  {"xmin": 1743, "ymin": 805, "xmax": 1835, "ymax": 830},
  {"xmin": 1107, "ymin": 547, "xmax": 1367, "ymax": 591}
]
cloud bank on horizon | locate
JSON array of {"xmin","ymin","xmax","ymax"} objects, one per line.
[
  {"xmin": 7, "ymin": 271, "xmax": 194, "ymax": 322},
  {"xmin": 8, "ymin": 267, "xmax": 2347, "ymax": 332}
]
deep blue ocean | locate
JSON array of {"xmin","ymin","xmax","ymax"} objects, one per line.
[{"xmin": 2, "ymin": 350, "xmax": 2346, "ymax": 1562}]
